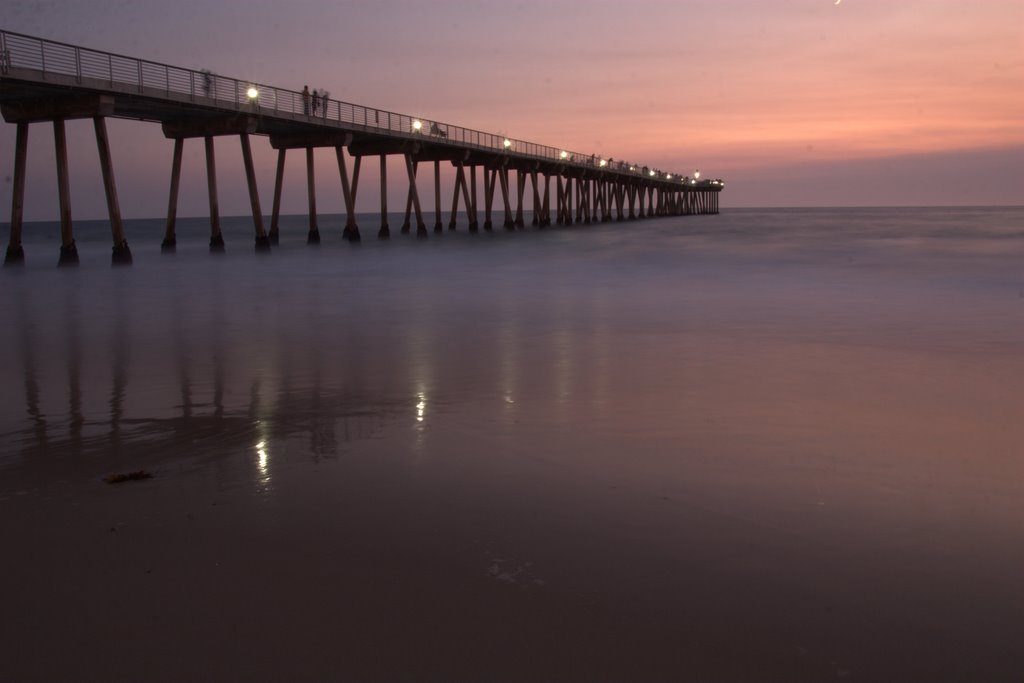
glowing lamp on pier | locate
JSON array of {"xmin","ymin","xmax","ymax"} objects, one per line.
[
  {"xmin": 694, "ymin": 170, "xmax": 701, "ymax": 179},
  {"xmin": 246, "ymin": 86, "xmax": 259, "ymax": 100},
  {"xmin": 503, "ymin": 138, "xmax": 512, "ymax": 150},
  {"xmin": 649, "ymin": 169, "xmax": 656, "ymax": 177},
  {"xmin": 665, "ymin": 174, "xmax": 672, "ymax": 180},
  {"xmin": 629, "ymin": 166, "xmax": 635, "ymax": 172},
  {"xmin": 560, "ymin": 150, "xmax": 568, "ymax": 160},
  {"xmin": 599, "ymin": 158, "xmax": 608, "ymax": 167},
  {"xmin": 412, "ymin": 119, "xmax": 423, "ymax": 132}
]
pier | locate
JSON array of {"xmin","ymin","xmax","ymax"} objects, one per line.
[{"xmin": 0, "ymin": 29, "xmax": 723, "ymax": 266}]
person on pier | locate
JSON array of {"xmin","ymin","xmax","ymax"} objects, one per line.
[{"xmin": 302, "ymin": 85, "xmax": 310, "ymax": 115}]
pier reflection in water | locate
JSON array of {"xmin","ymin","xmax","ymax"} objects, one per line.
[{"xmin": 1, "ymin": 246, "xmax": 416, "ymax": 477}]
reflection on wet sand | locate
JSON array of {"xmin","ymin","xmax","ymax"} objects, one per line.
[{"xmin": 4, "ymin": 276, "xmax": 409, "ymax": 474}]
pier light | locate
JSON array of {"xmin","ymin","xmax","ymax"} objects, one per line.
[
  {"xmin": 599, "ymin": 158, "xmax": 608, "ymax": 167},
  {"xmin": 665, "ymin": 174, "xmax": 672, "ymax": 180},
  {"xmin": 503, "ymin": 138, "xmax": 512, "ymax": 149},
  {"xmin": 246, "ymin": 86, "xmax": 259, "ymax": 99},
  {"xmin": 649, "ymin": 169, "xmax": 656, "ymax": 177},
  {"xmin": 694, "ymin": 170, "xmax": 701, "ymax": 179},
  {"xmin": 412, "ymin": 119, "xmax": 423, "ymax": 132},
  {"xmin": 560, "ymin": 150, "xmax": 568, "ymax": 160},
  {"xmin": 691, "ymin": 178, "xmax": 697, "ymax": 185},
  {"xmin": 629, "ymin": 166, "xmax": 635, "ymax": 172}
]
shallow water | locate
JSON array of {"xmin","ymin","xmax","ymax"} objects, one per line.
[{"xmin": 2, "ymin": 207, "xmax": 1023, "ymax": 681}]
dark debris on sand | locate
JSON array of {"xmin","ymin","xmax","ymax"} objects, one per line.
[{"xmin": 103, "ymin": 470, "xmax": 153, "ymax": 484}]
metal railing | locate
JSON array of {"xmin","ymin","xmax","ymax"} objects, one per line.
[{"xmin": 0, "ymin": 28, "xmax": 713, "ymax": 186}]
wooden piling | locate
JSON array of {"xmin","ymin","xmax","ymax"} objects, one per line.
[
  {"xmin": 93, "ymin": 117, "xmax": 131, "ymax": 265},
  {"xmin": 378, "ymin": 154, "xmax": 389, "ymax": 239},
  {"xmin": 499, "ymin": 167, "xmax": 514, "ymax": 229},
  {"xmin": 269, "ymin": 148, "xmax": 286, "ymax": 245},
  {"xmin": 565, "ymin": 174, "xmax": 573, "ymax": 225},
  {"xmin": 205, "ymin": 136, "xmax": 224, "ymax": 251},
  {"xmin": 240, "ymin": 132, "xmax": 270, "ymax": 251},
  {"xmin": 515, "ymin": 171, "xmax": 526, "ymax": 228},
  {"xmin": 468, "ymin": 165, "xmax": 478, "ymax": 232},
  {"xmin": 336, "ymin": 147, "xmax": 360, "ymax": 242},
  {"xmin": 161, "ymin": 137, "xmax": 183, "ymax": 252},
  {"xmin": 484, "ymin": 167, "xmax": 496, "ymax": 231},
  {"xmin": 530, "ymin": 170, "xmax": 540, "ymax": 226},
  {"xmin": 53, "ymin": 119, "xmax": 78, "ymax": 266},
  {"xmin": 3, "ymin": 121, "xmax": 28, "ymax": 265},
  {"xmin": 448, "ymin": 163, "xmax": 462, "ymax": 231},
  {"xmin": 305, "ymin": 147, "xmax": 320, "ymax": 243},
  {"xmin": 541, "ymin": 173, "xmax": 551, "ymax": 226},
  {"xmin": 404, "ymin": 153, "xmax": 426, "ymax": 237},
  {"xmin": 557, "ymin": 174, "xmax": 565, "ymax": 224},
  {"xmin": 433, "ymin": 160, "xmax": 443, "ymax": 233}
]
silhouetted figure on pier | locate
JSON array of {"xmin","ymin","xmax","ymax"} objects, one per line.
[
  {"xmin": 302, "ymin": 85, "xmax": 310, "ymax": 115},
  {"xmin": 201, "ymin": 70, "xmax": 212, "ymax": 97},
  {"xmin": 430, "ymin": 122, "xmax": 447, "ymax": 138},
  {"xmin": 312, "ymin": 89, "xmax": 320, "ymax": 115},
  {"xmin": 320, "ymin": 90, "xmax": 329, "ymax": 117}
]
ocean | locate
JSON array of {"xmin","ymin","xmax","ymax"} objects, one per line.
[{"xmin": 1, "ymin": 206, "xmax": 1022, "ymax": 681}]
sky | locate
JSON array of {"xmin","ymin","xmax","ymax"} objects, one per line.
[{"xmin": 1, "ymin": 0, "xmax": 1022, "ymax": 221}]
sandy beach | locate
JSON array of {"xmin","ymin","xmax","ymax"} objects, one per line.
[{"xmin": 2, "ymin": 207, "xmax": 1023, "ymax": 681}]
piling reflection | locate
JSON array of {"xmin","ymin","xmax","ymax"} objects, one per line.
[
  {"xmin": 16, "ymin": 295, "xmax": 48, "ymax": 454},
  {"xmin": 0, "ymin": 270, "xmax": 413, "ymax": 483}
]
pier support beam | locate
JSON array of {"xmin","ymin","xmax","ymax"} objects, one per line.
[
  {"xmin": 557, "ymin": 175, "xmax": 565, "ymax": 225},
  {"xmin": 540, "ymin": 173, "xmax": 551, "ymax": 227},
  {"xmin": 448, "ymin": 161, "xmax": 473, "ymax": 231},
  {"xmin": 404, "ymin": 154, "xmax": 427, "ymax": 238},
  {"xmin": 306, "ymin": 147, "xmax": 320, "ymax": 243},
  {"xmin": 530, "ymin": 171, "xmax": 540, "ymax": 226},
  {"xmin": 515, "ymin": 171, "xmax": 525, "ymax": 229},
  {"xmin": 3, "ymin": 122, "xmax": 28, "ymax": 266},
  {"xmin": 499, "ymin": 168, "xmax": 514, "ymax": 230},
  {"xmin": 240, "ymin": 133, "xmax": 270, "ymax": 252},
  {"xmin": 93, "ymin": 117, "xmax": 131, "ymax": 265},
  {"xmin": 162, "ymin": 137, "xmax": 183, "ymax": 252},
  {"xmin": 433, "ymin": 160, "xmax": 443, "ymax": 233},
  {"xmin": 54, "ymin": 120, "xmax": 78, "ymax": 267},
  {"xmin": 565, "ymin": 175, "xmax": 573, "ymax": 225},
  {"xmin": 336, "ymin": 147, "xmax": 360, "ymax": 242},
  {"xmin": 448, "ymin": 164, "xmax": 461, "ymax": 231},
  {"xmin": 269, "ymin": 148, "xmax": 286, "ymax": 245},
  {"xmin": 205, "ymin": 136, "xmax": 224, "ymax": 252},
  {"xmin": 484, "ymin": 168, "xmax": 496, "ymax": 231},
  {"xmin": 379, "ymin": 155, "xmax": 389, "ymax": 239},
  {"xmin": 468, "ymin": 165, "xmax": 478, "ymax": 233}
]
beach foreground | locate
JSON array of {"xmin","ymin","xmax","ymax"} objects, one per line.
[{"xmin": 2, "ymin": 207, "xmax": 1022, "ymax": 681}]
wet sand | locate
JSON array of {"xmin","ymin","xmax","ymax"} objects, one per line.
[{"xmin": 2, "ymin": 208, "xmax": 1023, "ymax": 681}]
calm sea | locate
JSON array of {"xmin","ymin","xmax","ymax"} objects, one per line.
[{"xmin": 1, "ymin": 206, "xmax": 1022, "ymax": 681}]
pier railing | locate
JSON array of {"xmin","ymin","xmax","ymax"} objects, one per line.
[{"xmin": 0, "ymin": 28, "xmax": 713, "ymax": 184}]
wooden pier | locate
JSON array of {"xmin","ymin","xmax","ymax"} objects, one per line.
[{"xmin": 0, "ymin": 29, "xmax": 723, "ymax": 266}]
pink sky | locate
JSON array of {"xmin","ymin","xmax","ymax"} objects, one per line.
[{"xmin": 2, "ymin": 0, "xmax": 1021, "ymax": 220}]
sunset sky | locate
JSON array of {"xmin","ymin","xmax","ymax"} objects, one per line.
[{"xmin": 2, "ymin": 0, "xmax": 1021, "ymax": 220}]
